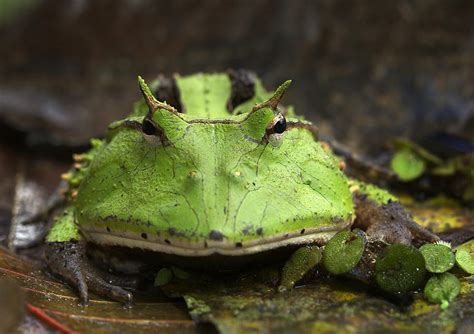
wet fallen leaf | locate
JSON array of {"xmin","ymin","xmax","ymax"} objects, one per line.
[
  {"xmin": 162, "ymin": 269, "xmax": 473, "ymax": 334},
  {"xmin": 0, "ymin": 247, "xmax": 199, "ymax": 333}
]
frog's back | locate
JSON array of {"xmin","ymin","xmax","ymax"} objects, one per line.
[{"xmin": 74, "ymin": 71, "xmax": 354, "ymax": 258}]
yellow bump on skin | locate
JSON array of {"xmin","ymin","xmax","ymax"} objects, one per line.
[
  {"xmin": 338, "ymin": 160, "xmax": 346, "ymax": 171},
  {"xmin": 73, "ymin": 154, "xmax": 84, "ymax": 162},
  {"xmin": 349, "ymin": 184, "xmax": 360, "ymax": 193},
  {"xmin": 188, "ymin": 170, "xmax": 197, "ymax": 178},
  {"xmin": 234, "ymin": 171, "xmax": 241, "ymax": 177},
  {"xmin": 73, "ymin": 163, "xmax": 82, "ymax": 170},
  {"xmin": 71, "ymin": 190, "xmax": 78, "ymax": 199},
  {"xmin": 320, "ymin": 141, "xmax": 331, "ymax": 152},
  {"xmin": 61, "ymin": 173, "xmax": 72, "ymax": 181}
]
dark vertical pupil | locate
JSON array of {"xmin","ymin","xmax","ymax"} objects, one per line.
[
  {"xmin": 142, "ymin": 119, "xmax": 157, "ymax": 135},
  {"xmin": 273, "ymin": 117, "xmax": 287, "ymax": 134}
]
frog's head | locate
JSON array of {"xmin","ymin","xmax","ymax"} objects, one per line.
[{"xmin": 76, "ymin": 75, "xmax": 354, "ymax": 256}]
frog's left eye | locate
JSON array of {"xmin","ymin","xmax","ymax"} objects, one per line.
[
  {"xmin": 272, "ymin": 116, "xmax": 287, "ymax": 134},
  {"xmin": 266, "ymin": 114, "xmax": 287, "ymax": 146}
]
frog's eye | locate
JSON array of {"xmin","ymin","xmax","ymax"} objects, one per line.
[
  {"xmin": 141, "ymin": 118, "xmax": 162, "ymax": 145},
  {"xmin": 266, "ymin": 113, "xmax": 287, "ymax": 146},
  {"xmin": 272, "ymin": 115, "xmax": 287, "ymax": 134}
]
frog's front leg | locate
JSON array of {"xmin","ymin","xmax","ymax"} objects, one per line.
[
  {"xmin": 45, "ymin": 208, "xmax": 133, "ymax": 305},
  {"xmin": 351, "ymin": 181, "xmax": 439, "ymax": 244}
]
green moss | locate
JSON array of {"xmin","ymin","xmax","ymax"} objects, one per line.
[
  {"xmin": 424, "ymin": 273, "xmax": 460, "ymax": 309},
  {"xmin": 455, "ymin": 240, "xmax": 474, "ymax": 274},
  {"xmin": 154, "ymin": 268, "xmax": 173, "ymax": 287},
  {"xmin": 171, "ymin": 266, "xmax": 190, "ymax": 280},
  {"xmin": 323, "ymin": 230, "xmax": 365, "ymax": 275},
  {"xmin": 391, "ymin": 148, "xmax": 426, "ymax": 181},
  {"xmin": 279, "ymin": 246, "xmax": 322, "ymax": 291},
  {"xmin": 419, "ymin": 243, "xmax": 455, "ymax": 273},
  {"xmin": 375, "ymin": 244, "xmax": 426, "ymax": 295}
]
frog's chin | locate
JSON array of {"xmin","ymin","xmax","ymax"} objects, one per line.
[{"xmin": 80, "ymin": 218, "xmax": 352, "ymax": 257}]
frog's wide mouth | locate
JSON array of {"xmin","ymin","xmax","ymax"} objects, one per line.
[{"xmin": 79, "ymin": 218, "xmax": 353, "ymax": 256}]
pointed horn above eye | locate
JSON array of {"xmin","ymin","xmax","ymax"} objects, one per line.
[
  {"xmin": 137, "ymin": 76, "xmax": 177, "ymax": 114},
  {"xmin": 252, "ymin": 80, "xmax": 292, "ymax": 112}
]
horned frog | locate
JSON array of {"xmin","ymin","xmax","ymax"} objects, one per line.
[{"xmin": 44, "ymin": 70, "xmax": 438, "ymax": 304}]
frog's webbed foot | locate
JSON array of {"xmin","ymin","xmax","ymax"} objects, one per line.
[
  {"xmin": 45, "ymin": 241, "xmax": 134, "ymax": 306},
  {"xmin": 353, "ymin": 193, "xmax": 439, "ymax": 245}
]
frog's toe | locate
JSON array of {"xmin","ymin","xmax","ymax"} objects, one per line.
[
  {"xmin": 45, "ymin": 240, "xmax": 134, "ymax": 305},
  {"xmin": 85, "ymin": 274, "xmax": 133, "ymax": 305},
  {"xmin": 354, "ymin": 195, "xmax": 439, "ymax": 245},
  {"xmin": 95, "ymin": 271, "xmax": 140, "ymax": 289}
]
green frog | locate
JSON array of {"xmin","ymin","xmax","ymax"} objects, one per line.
[{"xmin": 44, "ymin": 70, "xmax": 438, "ymax": 304}]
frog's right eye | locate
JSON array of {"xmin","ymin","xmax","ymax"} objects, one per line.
[{"xmin": 265, "ymin": 113, "xmax": 287, "ymax": 147}]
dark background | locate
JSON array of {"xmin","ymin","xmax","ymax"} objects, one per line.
[{"xmin": 1, "ymin": 0, "xmax": 473, "ymax": 154}]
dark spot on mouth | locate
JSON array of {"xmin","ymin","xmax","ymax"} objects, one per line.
[
  {"xmin": 223, "ymin": 206, "xmax": 227, "ymax": 214},
  {"xmin": 106, "ymin": 226, "xmax": 111, "ymax": 233},
  {"xmin": 235, "ymin": 242, "xmax": 243, "ymax": 248},
  {"xmin": 300, "ymin": 229, "xmax": 305, "ymax": 234},
  {"xmin": 164, "ymin": 239, "xmax": 171, "ymax": 244},
  {"xmin": 168, "ymin": 227, "xmax": 177, "ymax": 236},
  {"xmin": 209, "ymin": 230, "xmax": 224, "ymax": 241},
  {"xmin": 256, "ymin": 227, "xmax": 263, "ymax": 235},
  {"xmin": 242, "ymin": 226, "xmax": 252, "ymax": 235},
  {"xmin": 141, "ymin": 233, "xmax": 148, "ymax": 239}
]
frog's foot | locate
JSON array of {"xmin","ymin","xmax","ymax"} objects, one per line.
[
  {"xmin": 45, "ymin": 241, "xmax": 134, "ymax": 305},
  {"xmin": 353, "ymin": 193, "xmax": 439, "ymax": 245}
]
